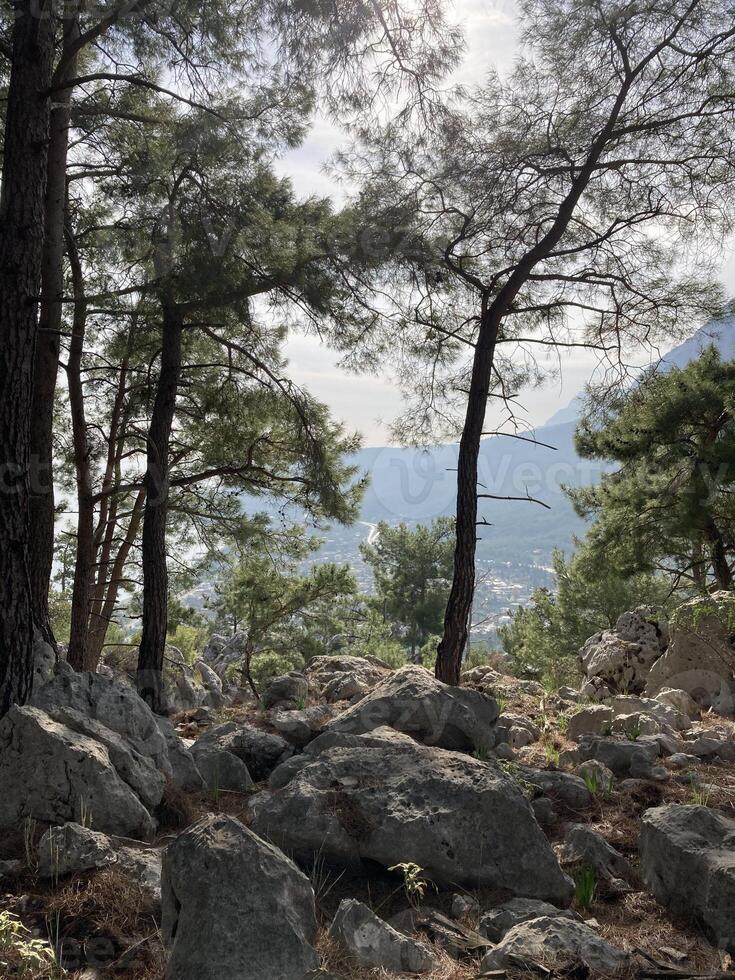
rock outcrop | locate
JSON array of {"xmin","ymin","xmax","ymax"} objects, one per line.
[
  {"xmin": 322, "ymin": 664, "xmax": 498, "ymax": 753},
  {"xmin": 162, "ymin": 814, "xmax": 319, "ymax": 980},
  {"xmin": 250, "ymin": 727, "xmax": 573, "ymax": 903},
  {"xmin": 0, "ymin": 705, "xmax": 157, "ymax": 839},
  {"xmin": 639, "ymin": 804, "xmax": 735, "ymax": 953}
]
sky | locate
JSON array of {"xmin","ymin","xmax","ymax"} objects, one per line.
[{"xmin": 277, "ymin": 0, "xmax": 735, "ymax": 447}]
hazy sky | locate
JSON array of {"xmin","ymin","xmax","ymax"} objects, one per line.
[{"xmin": 277, "ymin": 0, "xmax": 735, "ymax": 447}]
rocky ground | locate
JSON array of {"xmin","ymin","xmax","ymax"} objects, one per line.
[{"xmin": 1, "ymin": 601, "xmax": 735, "ymax": 979}]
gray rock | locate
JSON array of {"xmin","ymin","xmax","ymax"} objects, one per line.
[
  {"xmin": 329, "ymin": 899, "xmax": 437, "ymax": 973},
  {"xmin": 162, "ymin": 814, "xmax": 319, "ymax": 980},
  {"xmin": 50, "ymin": 706, "xmax": 165, "ymax": 811},
  {"xmin": 191, "ymin": 722, "xmax": 292, "ymax": 782},
  {"xmin": 639, "ymin": 804, "xmax": 735, "ymax": 953},
  {"xmin": 37, "ymin": 823, "xmax": 118, "ymax": 878},
  {"xmin": 575, "ymin": 735, "xmax": 660, "ymax": 778},
  {"xmin": 322, "ymin": 673, "xmax": 370, "ymax": 703},
  {"xmin": 685, "ymin": 734, "xmax": 735, "ymax": 761},
  {"xmin": 193, "ymin": 660, "xmax": 225, "ymax": 708},
  {"xmin": 33, "ymin": 627, "xmax": 57, "ymax": 687},
  {"xmin": 249, "ymin": 727, "xmax": 573, "ymax": 903},
  {"xmin": 451, "ymin": 893, "xmax": 479, "ymax": 920},
  {"xmin": 271, "ymin": 705, "xmax": 332, "ymax": 747},
  {"xmin": 480, "ymin": 899, "xmax": 578, "ymax": 942},
  {"xmin": 518, "ymin": 768, "xmax": 592, "ymax": 809},
  {"xmin": 560, "ymin": 824, "xmax": 634, "ymax": 883},
  {"xmin": 154, "ymin": 717, "xmax": 204, "ymax": 790},
  {"xmin": 322, "ymin": 664, "xmax": 498, "ymax": 753},
  {"xmin": 305, "ymin": 655, "xmax": 390, "ymax": 696},
  {"xmin": 262, "ymin": 671, "xmax": 309, "ymax": 709},
  {"xmin": 646, "ymin": 593, "xmax": 735, "ymax": 712},
  {"xmin": 495, "ymin": 713, "xmax": 541, "ymax": 748},
  {"xmin": 0, "ymin": 706, "xmax": 156, "ymax": 839},
  {"xmin": 655, "ymin": 687, "xmax": 701, "ymax": 719},
  {"xmin": 36, "ymin": 822, "xmax": 162, "ymax": 903},
  {"xmin": 567, "ymin": 705, "xmax": 613, "ymax": 741},
  {"xmin": 189, "ymin": 741, "xmax": 253, "ymax": 792},
  {"xmin": 573, "ymin": 760, "xmax": 615, "ymax": 795},
  {"xmin": 32, "ymin": 670, "xmax": 171, "ymax": 776},
  {"xmin": 480, "ymin": 915, "xmax": 631, "ymax": 974},
  {"xmin": 609, "ymin": 694, "xmax": 690, "ymax": 732}
]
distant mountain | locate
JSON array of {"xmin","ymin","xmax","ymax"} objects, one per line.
[
  {"xmin": 252, "ymin": 317, "xmax": 735, "ymax": 632},
  {"xmin": 544, "ymin": 314, "xmax": 735, "ymax": 428}
]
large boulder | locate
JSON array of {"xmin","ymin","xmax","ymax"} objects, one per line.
[
  {"xmin": 262, "ymin": 672, "xmax": 309, "ymax": 710},
  {"xmin": 580, "ymin": 610, "xmax": 667, "ymax": 695},
  {"xmin": 322, "ymin": 664, "xmax": 498, "ymax": 753},
  {"xmin": 162, "ymin": 814, "xmax": 319, "ymax": 980},
  {"xmin": 154, "ymin": 717, "xmax": 204, "ymax": 790},
  {"xmin": 190, "ymin": 722, "xmax": 292, "ymax": 782},
  {"xmin": 573, "ymin": 734, "xmax": 660, "ymax": 778},
  {"xmin": 480, "ymin": 916, "xmax": 631, "ymax": 974},
  {"xmin": 249, "ymin": 727, "xmax": 573, "ymax": 904},
  {"xmin": 32, "ymin": 670, "xmax": 171, "ymax": 775},
  {"xmin": 0, "ymin": 706, "xmax": 156, "ymax": 839},
  {"xmin": 646, "ymin": 594, "xmax": 735, "ymax": 712},
  {"xmin": 329, "ymin": 899, "xmax": 437, "ymax": 973},
  {"xmin": 37, "ymin": 823, "xmax": 162, "ymax": 903},
  {"xmin": 560, "ymin": 824, "xmax": 635, "ymax": 884},
  {"xmin": 639, "ymin": 804, "xmax": 735, "ymax": 953}
]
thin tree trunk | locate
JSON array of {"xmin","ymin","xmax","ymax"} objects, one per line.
[
  {"xmin": 64, "ymin": 221, "xmax": 97, "ymax": 671},
  {"xmin": 704, "ymin": 517, "xmax": 733, "ymax": 591},
  {"xmin": 86, "ymin": 489, "xmax": 145, "ymax": 667},
  {"xmin": 28, "ymin": 15, "xmax": 79, "ymax": 647},
  {"xmin": 137, "ymin": 299, "xmax": 183, "ymax": 712},
  {"xmin": 435, "ymin": 302, "xmax": 499, "ymax": 685},
  {"xmin": 0, "ymin": 1, "xmax": 55, "ymax": 716}
]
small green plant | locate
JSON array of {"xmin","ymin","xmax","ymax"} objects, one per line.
[
  {"xmin": 388, "ymin": 862, "xmax": 434, "ymax": 909},
  {"xmin": 688, "ymin": 784, "xmax": 713, "ymax": 806},
  {"xmin": 573, "ymin": 867, "xmax": 597, "ymax": 911},
  {"xmin": 581, "ymin": 768, "xmax": 599, "ymax": 795},
  {"xmin": 473, "ymin": 746, "xmax": 491, "ymax": 762},
  {"xmin": 557, "ymin": 713, "xmax": 570, "ymax": 736},
  {"xmin": 624, "ymin": 723, "xmax": 641, "ymax": 742},
  {"xmin": 0, "ymin": 911, "xmax": 64, "ymax": 978},
  {"xmin": 600, "ymin": 720, "xmax": 613, "ymax": 736},
  {"xmin": 543, "ymin": 742, "xmax": 560, "ymax": 767}
]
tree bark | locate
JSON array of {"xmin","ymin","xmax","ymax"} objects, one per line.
[
  {"xmin": 0, "ymin": 0, "xmax": 55, "ymax": 716},
  {"xmin": 64, "ymin": 221, "xmax": 97, "ymax": 670},
  {"xmin": 435, "ymin": 303, "xmax": 499, "ymax": 685},
  {"xmin": 704, "ymin": 517, "xmax": 733, "ymax": 592},
  {"xmin": 137, "ymin": 299, "xmax": 183, "ymax": 712},
  {"xmin": 28, "ymin": 15, "xmax": 79, "ymax": 648}
]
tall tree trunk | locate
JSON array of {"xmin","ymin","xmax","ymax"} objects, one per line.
[
  {"xmin": 704, "ymin": 517, "xmax": 733, "ymax": 592},
  {"xmin": 435, "ymin": 302, "xmax": 500, "ymax": 686},
  {"xmin": 0, "ymin": 1, "xmax": 55, "ymax": 716},
  {"xmin": 28, "ymin": 16, "xmax": 79, "ymax": 647},
  {"xmin": 137, "ymin": 299, "xmax": 183, "ymax": 712},
  {"xmin": 64, "ymin": 221, "xmax": 96, "ymax": 670}
]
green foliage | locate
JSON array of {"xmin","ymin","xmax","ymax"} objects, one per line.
[
  {"xmin": 573, "ymin": 868, "xmax": 597, "ymax": 911},
  {"xmin": 571, "ymin": 347, "xmax": 735, "ymax": 591},
  {"xmin": 48, "ymin": 591, "xmax": 72, "ymax": 646},
  {"xmin": 361, "ymin": 518, "xmax": 454, "ymax": 657},
  {"xmin": 499, "ymin": 542, "xmax": 673, "ymax": 688},
  {"xmin": 388, "ymin": 862, "xmax": 434, "ymax": 909},
  {"xmin": 0, "ymin": 911, "xmax": 63, "ymax": 978},
  {"xmin": 213, "ymin": 537, "xmax": 357, "ymax": 688},
  {"xmin": 167, "ymin": 624, "xmax": 208, "ymax": 667}
]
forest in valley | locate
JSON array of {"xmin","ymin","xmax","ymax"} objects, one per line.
[{"xmin": 2, "ymin": 1, "xmax": 735, "ymax": 979}]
